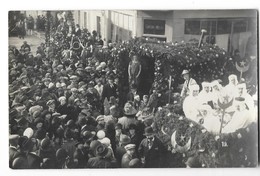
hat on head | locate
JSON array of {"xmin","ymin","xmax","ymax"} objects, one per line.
[
  {"xmin": 90, "ymin": 140, "xmax": 101, "ymax": 154},
  {"xmin": 46, "ymin": 100, "xmax": 55, "ymax": 106},
  {"xmin": 190, "ymin": 84, "xmax": 200, "ymax": 91},
  {"xmin": 182, "ymin": 69, "xmax": 189, "ymax": 75},
  {"xmin": 124, "ymin": 144, "xmax": 136, "ymax": 151},
  {"xmin": 129, "ymin": 124, "xmax": 137, "ymax": 130},
  {"xmin": 71, "ymin": 88, "xmax": 78, "ymax": 93},
  {"xmin": 123, "ymin": 102, "xmax": 137, "ymax": 116},
  {"xmin": 95, "ymin": 144, "xmax": 109, "ymax": 157},
  {"xmin": 56, "ymin": 82, "xmax": 61, "ymax": 88},
  {"xmin": 96, "ymin": 115, "xmax": 104, "ymax": 122},
  {"xmin": 12, "ymin": 156, "xmax": 29, "ymax": 169},
  {"xmin": 56, "ymin": 148, "xmax": 68, "ymax": 161},
  {"xmin": 129, "ymin": 158, "xmax": 142, "ymax": 168},
  {"xmin": 144, "ymin": 126, "xmax": 155, "ymax": 136},
  {"xmin": 99, "ymin": 137, "xmax": 111, "ymax": 146},
  {"xmin": 82, "ymin": 131, "xmax": 95, "ymax": 142},
  {"xmin": 23, "ymin": 128, "xmax": 34, "ymax": 139},
  {"xmin": 228, "ymin": 74, "xmax": 237, "ymax": 81},
  {"xmin": 115, "ymin": 123, "xmax": 122, "ymax": 130},
  {"xmin": 40, "ymin": 138, "xmax": 51, "ymax": 150},
  {"xmin": 97, "ymin": 130, "xmax": 106, "ymax": 139},
  {"xmin": 137, "ymin": 108, "xmax": 153, "ymax": 121},
  {"xmin": 70, "ymin": 75, "xmax": 78, "ymax": 80},
  {"xmin": 58, "ymin": 96, "xmax": 66, "ymax": 102},
  {"xmin": 201, "ymin": 82, "xmax": 210, "ymax": 87},
  {"xmin": 9, "ymin": 134, "xmax": 20, "ymax": 146},
  {"xmin": 120, "ymin": 134, "xmax": 131, "ymax": 145}
]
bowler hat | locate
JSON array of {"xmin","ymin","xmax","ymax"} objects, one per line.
[
  {"xmin": 95, "ymin": 144, "xmax": 109, "ymax": 157},
  {"xmin": 120, "ymin": 134, "xmax": 131, "ymax": 145},
  {"xmin": 144, "ymin": 126, "xmax": 155, "ymax": 136}
]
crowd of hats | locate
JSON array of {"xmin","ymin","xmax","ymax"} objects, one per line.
[{"xmin": 152, "ymin": 103, "xmax": 257, "ymax": 167}]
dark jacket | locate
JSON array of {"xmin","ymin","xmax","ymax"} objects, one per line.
[
  {"xmin": 102, "ymin": 83, "xmax": 117, "ymax": 101},
  {"xmin": 9, "ymin": 146, "xmax": 20, "ymax": 168},
  {"xmin": 87, "ymin": 156, "xmax": 116, "ymax": 168},
  {"xmin": 138, "ymin": 136, "xmax": 167, "ymax": 168},
  {"xmin": 121, "ymin": 153, "xmax": 133, "ymax": 168},
  {"xmin": 27, "ymin": 152, "xmax": 41, "ymax": 169}
]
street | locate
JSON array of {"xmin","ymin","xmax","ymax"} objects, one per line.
[{"xmin": 9, "ymin": 32, "xmax": 45, "ymax": 54}]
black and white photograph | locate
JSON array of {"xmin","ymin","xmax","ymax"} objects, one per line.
[{"xmin": 7, "ymin": 8, "xmax": 258, "ymax": 170}]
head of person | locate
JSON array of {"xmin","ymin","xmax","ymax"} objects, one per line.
[
  {"xmin": 237, "ymin": 83, "xmax": 246, "ymax": 96},
  {"xmin": 125, "ymin": 144, "xmax": 136, "ymax": 156},
  {"xmin": 128, "ymin": 124, "xmax": 137, "ymax": 136},
  {"xmin": 211, "ymin": 80, "xmax": 221, "ymax": 91},
  {"xmin": 182, "ymin": 70, "xmax": 190, "ymax": 81},
  {"xmin": 228, "ymin": 74, "xmax": 238, "ymax": 86},
  {"xmin": 58, "ymin": 96, "xmax": 66, "ymax": 106},
  {"xmin": 115, "ymin": 123, "xmax": 122, "ymax": 136},
  {"xmin": 143, "ymin": 95, "xmax": 148, "ymax": 103},
  {"xmin": 234, "ymin": 97, "xmax": 246, "ymax": 111},
  {"xmin": 132, "ymin": 55, "xmax": 138, "ymax": 62},
  {"xmin": 144, "ymin": 126, "xmax": 155, "ymax": 140},
  {"xmin": 108, "ymin": 76, "xmax": 114, "ymax": 85},
  {"xmin": 199, "ymin": 104, "xmax": 212, "ymax": 117},
  {"xmin": 201, "ymin": 82, "xmax": 210, "ymax": 93},
  {"xmin": 96, "ymin": 115, "xmax": 105, "ymax": 125},
  {"xmin": 190, "ymin": 84, "xmax": 200, "ymax": 97}
]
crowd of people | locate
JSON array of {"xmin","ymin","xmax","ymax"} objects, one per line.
[{"xmin": 9, "ymin": 18, "xmax": 257, "ymax": 169}]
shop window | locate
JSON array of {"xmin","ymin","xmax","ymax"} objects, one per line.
[
  {"xmin": 144, "ymin": 19, "xmax": 165, "ymax": 35},
  {"xmin": 184, "ymin": 20, "xmax": 200, "ymax": 35}
]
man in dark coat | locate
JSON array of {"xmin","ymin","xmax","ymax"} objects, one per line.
[
  {"xmin": 102, "ymin": 76, "xmax": 117, "ymax": 102},
  {"xmin": 87, "ymin": 144, "xmax": 116, "ymax": 168},
  {"xmin": 138, "ymin": 127, "xmax": 167, "ymax": 168},
  {"xmin": 9, "ymin": 134, "xmax": 21, "ymax": 168}
]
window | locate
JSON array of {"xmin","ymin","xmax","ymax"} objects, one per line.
[
  {"xmin": 184, "ymin": 20, "xmax": 200, "ymax": 35},
  {"xmin": 144, "ymin": 19, "xmax": 165, "ymax": 35},
  {"xmin": 201, "ymin": 20, "xmax": 217, "ymax": 35},
  {"xmin": 217, "ymin": 20, "xmax": 232, "ymax": 34},
  {"xmin": 233, "ymin": 20, "xmax": 248, "ymax": 33}
]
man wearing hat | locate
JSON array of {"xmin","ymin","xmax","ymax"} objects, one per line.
[
  {"xmin": 102, "ymin": 76, "xmax": 118, "ymax": 103},
  {"xmin": 9, "ymin": 134, "xmax": 21, "ymax": 168},
  {"xmin": 115, "ymin": 134, "xmax": 131, "ymax": 167},
  {"xmin": 87, "ymin": 144, "xmax": 116, "ymax": 168},
  {"xmin": 138, "ymin": 126, "xmax": 166, "ymax": 168},
  {"xmin": 180, "ymin": 69, "xmax": 197, "ymax": 98},
  {"xmin": 121, "ymin": 144, "xmax": 137, "ymax": 168},
  {"xmin": 118, "ymin": 102, "xmax": 138, "ymax": 131}
]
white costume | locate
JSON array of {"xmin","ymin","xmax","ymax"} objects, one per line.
[
  {"xmin": 211, "ymin": 80, "xmax": 224, "ymax": 109},
  {"xmin": 183, "ymin": 84, "xmax": 201, "ymax": 122},
  {"xmin": 199, "ymin": 104, "xmax": 221, "ymax": 134},
  {"xmin": 222, "ymin": 98, "xmax": 254, "ymax": 133},
  {"xmin": 198, "ymin": 82, "xmax": 213, "ymax": 104},
  {"xmin": 224, "ymin": 74, "xmax": 238, "ymax": 99}
]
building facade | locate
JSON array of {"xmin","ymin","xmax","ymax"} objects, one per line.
[{"xmin": 73, "ymin": 10, "xmax": 257, "ymax": 56}]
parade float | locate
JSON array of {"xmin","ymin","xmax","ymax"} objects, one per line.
[
  {"xmin": 93, "ymin": 33, "xmax": 257, "ymax": 167},
  {"xmin": 48, "ymin": 27, "xmax": 257, "ymax": 167}
]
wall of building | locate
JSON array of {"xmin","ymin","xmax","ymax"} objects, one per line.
[{"xmin": 136, "ymin": 10, "xmax": 173, "ymax": 42}]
